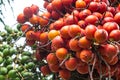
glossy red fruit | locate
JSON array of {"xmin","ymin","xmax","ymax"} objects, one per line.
[
  {"xmin": 105, "ymin": 44, "xmax": 118, "ymax": 58},
  {"xmin": 51, "ymin": 36, "xmax": 65, "ymax": 51},
  {"xmin": 65, "ymin": 15, "xmax": 78, "ymax": 25},
  {"xmin": 98, "ymin": 2, "xmax": 107, "ymax": 13},
  {"xmin": 88, "ymin": 2, "xmax": 99, "ymax": 12},
  {"xmin": 79, "ymin": 49, "xmax": 94, "ymax": 63},
  {"xmin": 76, "ymin": 60, "xmax": 89, "ymax": 74},
  {"xmin": 79, "ymin": 9, "xmax": 91, "ymax": 20},
  {"xmin": 78, "ymin": 36, "xmax": 91, "ymax": 49},
  {"xmin": 17, "ymin": 13, "xmax": 26, "ymax": 24},
  {"xmin": 69, "ymin": 38, "xmax": 81, "ymax": 52},
  {"xmin": 94, "ymin": 29, "xmax": 108, "ymax": 43},
  {"xmin": 65, "ymin": 57, "xmax": 78, "ymax": 71},
  {"xmin": 103, "ymin": 22, "xmax": 119, "ymax": 33},
  {"xmin": 53, "ymin": 18, "xmax": 65, "ymax": 30},
  {"xmin": 30, "ymin": 4, "xmax": 39, "ymax": 14},
  {"xmin": 52, "ymin": 0, "xmax": 63, "ymax": 11},
  {"xmin": 104, "ymin": 11, "xmax": 113, "ymax": 17},
  {"xmin": 99, "ymin": 43, "xmax": 118, "ymax": 58},
  {"xmin": 55, "ymin": 47, "xmax": 68, "ymax": 60},
  {"xmin": 46, "ymin": 3, "xmax": 53, "ymax": 13},
  {"xmin": 20, "ymin": 24, "xmax": 31, "ymax": 32},
  {"xmin": 25, "ymin": 30, "xmax": 35, "ymax": 40},
  {"xmin": 92, "ymin": 12, "xmax": 103, "ymax": 20},
  {"xmin": 59, "ymin": 69, "xmax": 71, "ymax": 80},
  {"xmin": 40, "ymin": 65, "xmax": 51, "ymax": 76},
  {"xmin": 75, "ymin": 0, "xmax": 86, "ymax": 8},
  {"xmin": 39, "ymin": 32, "xmax": 48, "ymax": 43},
  {"xmin": 85, "ymin": 15, "xmax": 99, "ymax": 24},
  {"xmin": 49, "ymin": 23, "xmax": 54, "ymax": 30},
  {"xmin": 85, "ymin": 24, "xmax": 97, "ymax": 40},
  {"xmin": 29, "ymin": 15, "xmax": 39, "ymax": 25},
  {"xmin": 39, "ymin": 15, "xmax": 50, "ymax": 27},
  {"xmin": 51, "ymin": 10, "xmax": 61, "ymax": 20},
  {"xmin": 23, "ymin": 7, "xmax": 33, "ymax": 18},
  {"xmin": 34, "ymin": 31, "xmax": 41, "ymax": 41},
  {"xmin": 114, "ymin": 12, "xmax": 120, "ymax": 25},
  {"xmin": 42, "ymin": 11, "xmax": 51, "ymax": 18},
  {"xmin": 60, "ymin": 25, "xmax": 71, "ymax": 39},
  {"xmin": 78, "ymin": 20, "xmax": 87, "ymax": 29},
  {"xmin": 68, "ymin": 24, "xmax": 81, "ymax": 38},
  {"xmin": 46, "ymin": 53, "xmax": 58, "ymax": 64},
  {"xmin": 102, "ymin": 17, "xmax": 114, "ymax": 24},
  {"xmin": 109, "ymin": 30, "xmax": 120, "ymax": 41},
  {"xmin": 49, "ymin": 64, "xmax": 59, "ymax": 73}
]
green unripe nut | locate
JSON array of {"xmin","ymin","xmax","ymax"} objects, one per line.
[
  {"xmin": 0, "ymin": 52, "xmax": 3, "ymax": 57},
  {"xmin": 0, "ymin": 56, "xmax": 3, "ymax": 64},
  {"xmin": 8, "ymin": 70, "xmax": 17, "ymax": 78},
  {"xmin": 16, "ymin": 66, "xmax": 23, "ymax": 72},
  {"xmin": 7, "ymin": 65, "xmax": 13, "ymax": 71},
  {"xmin": 27, "ymin": 62, "xmax": 35, "ymax": 69},
  {"xmin": 10, "ymin": 48, "xmax": 17, "ymax": 55},
  {"xmin": 0, "ymin": 67, "xmax": 8, "ymax": 75},
  {"xmin": 3, "ymin": 48, "xmax": 9, "ymax": 56},
  {"xmin": 22, "ymin": 51, "xmax": 31, "ymax": 56},
  {"xmin": 21, "ymin": 55, "xmax": 30, "ymax": 64},
  {"xmin": 0, "ymin": 75, "xmax": 5, "ymax": 80}
]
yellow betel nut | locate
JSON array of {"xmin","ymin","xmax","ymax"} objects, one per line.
[{"xmin": 48, "ymin": 30, "xmax": 60, "ymax": 40}]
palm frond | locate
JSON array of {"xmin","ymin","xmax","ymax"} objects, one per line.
[
  {"xmin": 7, "ymin": 0, "xmax": 15, "ymax": 17},
  {"xmin": 0, "ymin": 0, "xmax": 14, "ymax": 25},
  {"xmin": 0, "ymin": 17, "xmax": 5, "ymax": 25},
  {"xmin": 0, "ymin": 10, "xmax": 5, "ymax": 18},
  {"xmin": 0, "ymin": 0, "xmax": 5, "ymax": 5}
]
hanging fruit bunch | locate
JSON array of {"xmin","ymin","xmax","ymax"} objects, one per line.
[{"xmin": 17, "ymin": 0, "xmax": 120, "ymax": 80}]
